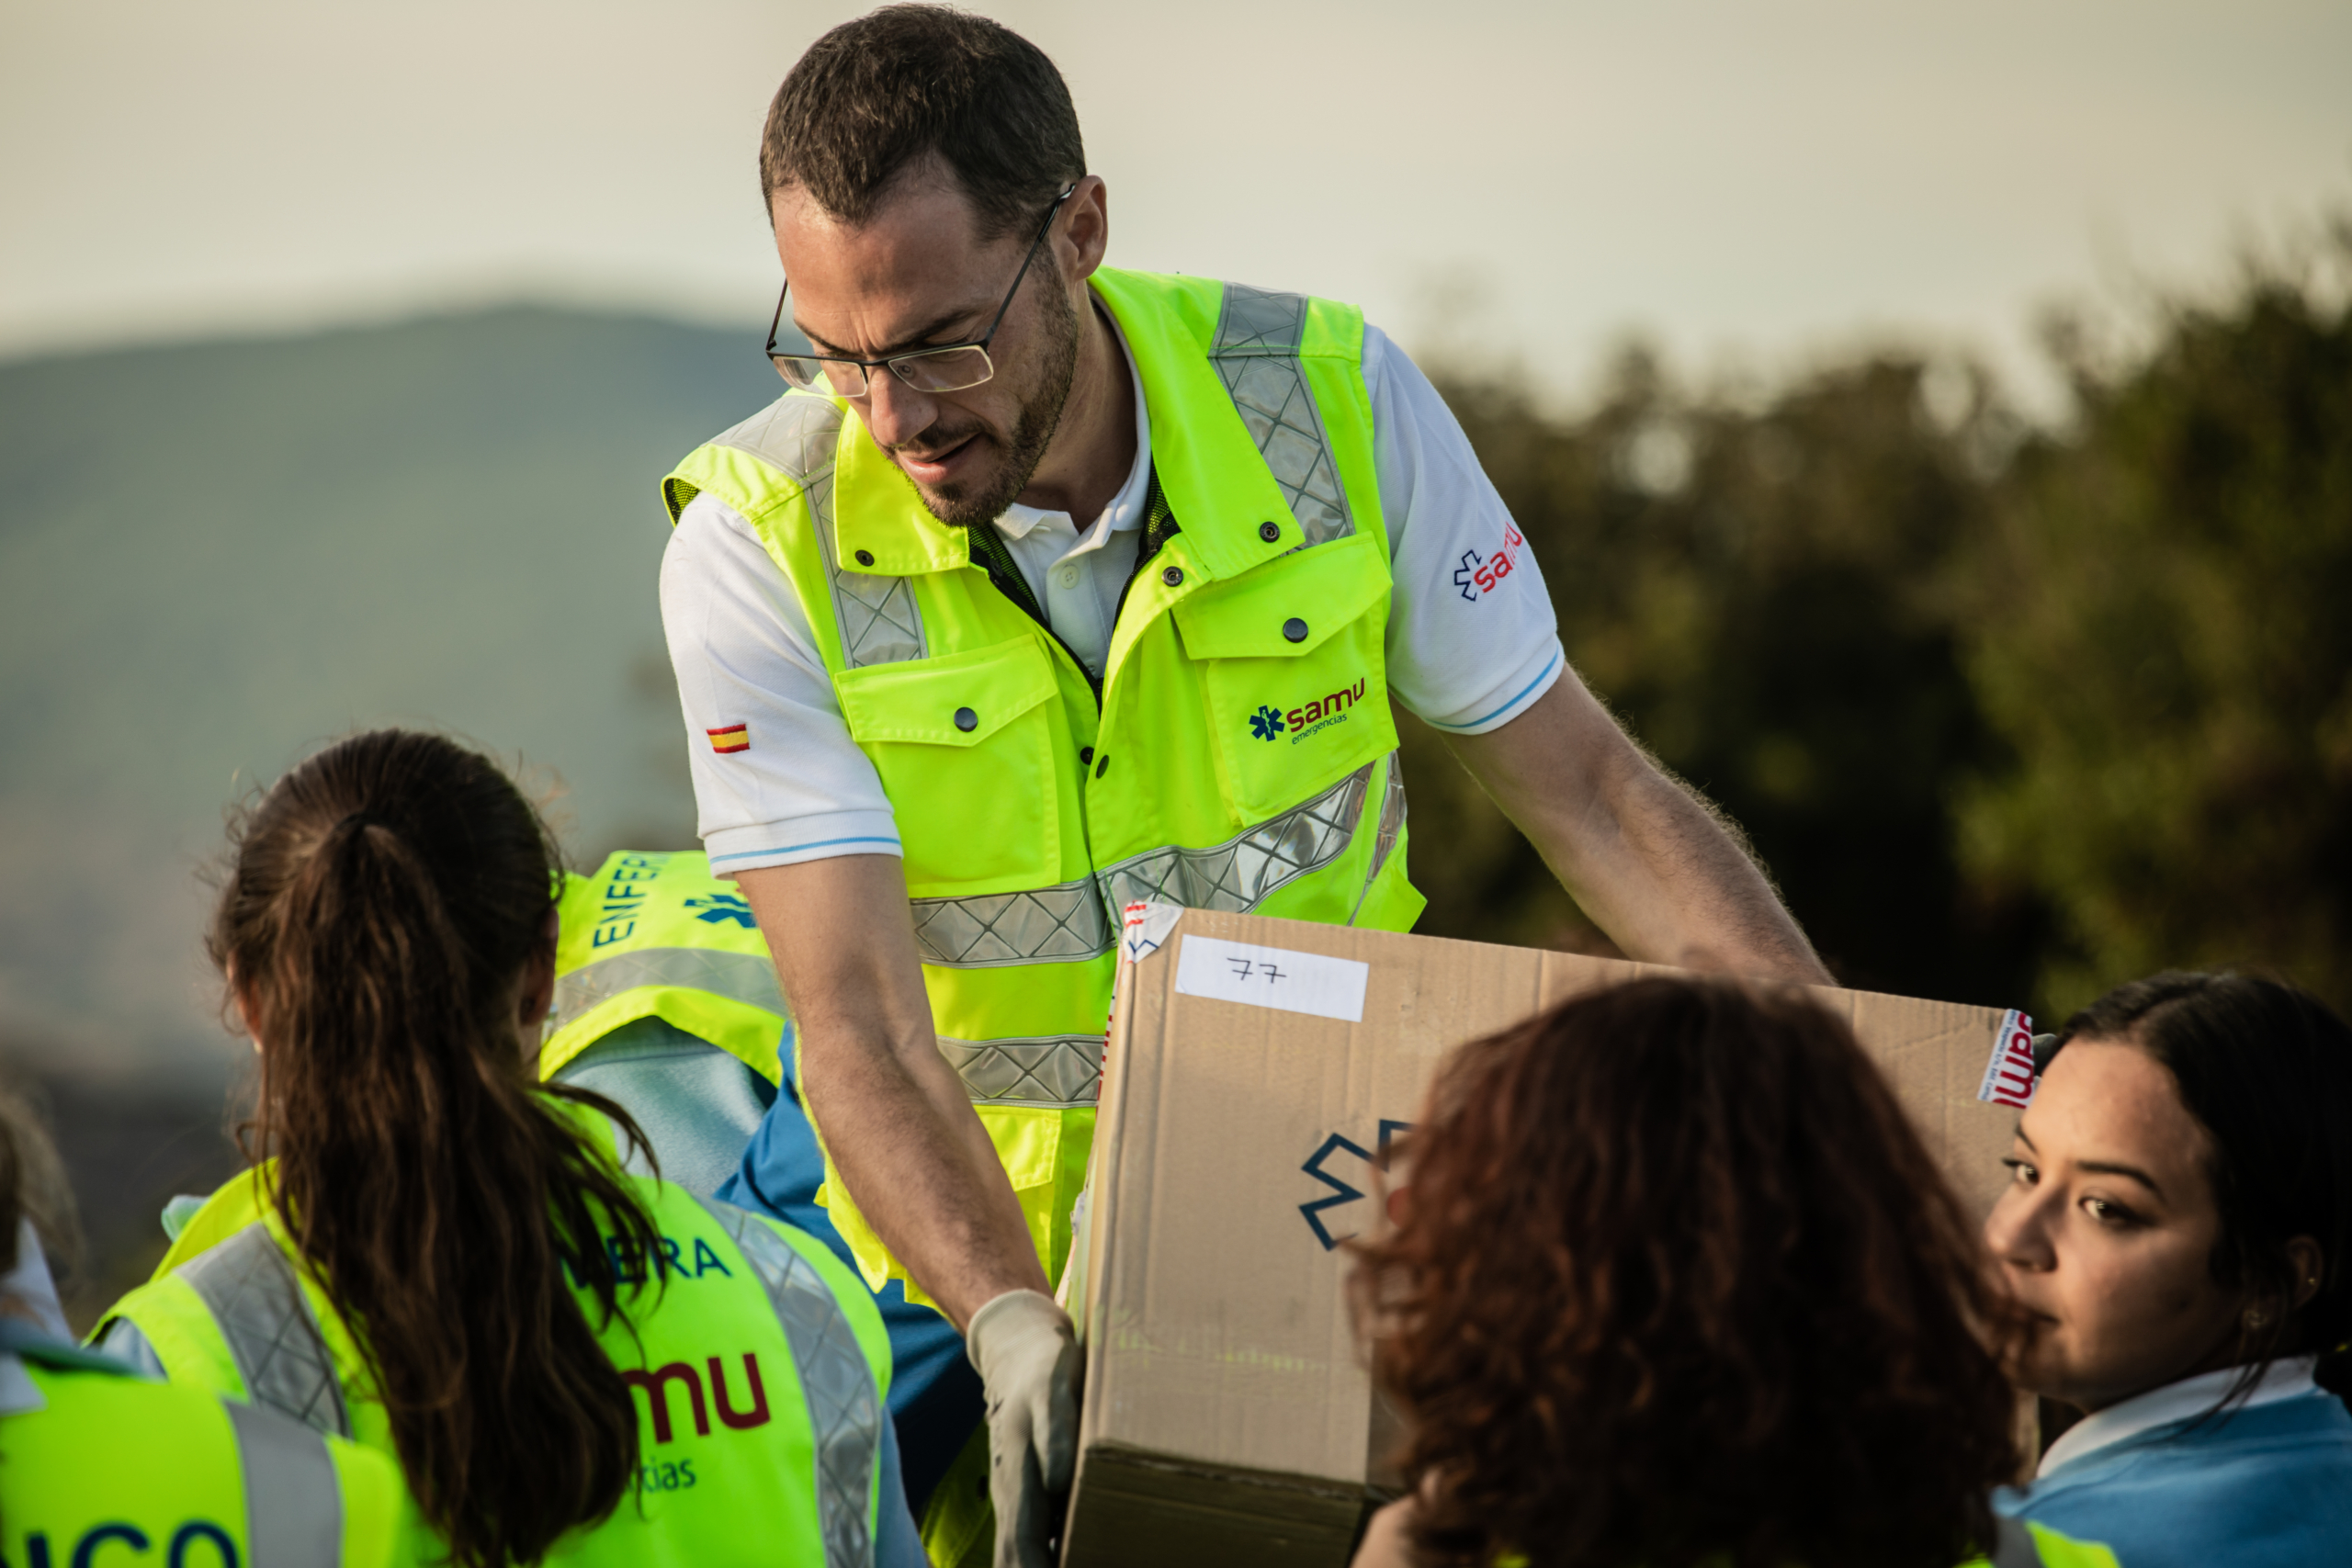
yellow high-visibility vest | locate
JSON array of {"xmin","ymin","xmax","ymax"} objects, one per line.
[{"xmin": 663, "ymin": 269, "xmax": 1424, "ymax": 1307}]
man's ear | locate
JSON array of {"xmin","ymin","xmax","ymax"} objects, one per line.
[{"xmin": 1060, "ymin": 175, "xmax": 1110, "ymax": 282}]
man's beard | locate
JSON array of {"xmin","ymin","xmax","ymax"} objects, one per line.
[{"xmin": 901, "ymin": 281, "xmax": 1080, "ymax": 530}]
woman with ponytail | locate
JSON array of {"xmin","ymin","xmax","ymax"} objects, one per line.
[{"xmin": 96, "ymin": 730, "xmax": 922, "ymax": 1567}]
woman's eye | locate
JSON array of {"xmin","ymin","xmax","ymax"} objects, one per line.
[
  {"xmin": 2002, "ymin": 1157, "xmax": 2038, "ymax": 1186},
  {"xmin": 2083, "ymin": 1196, "xmax": 2142, "ymax": 1227}
]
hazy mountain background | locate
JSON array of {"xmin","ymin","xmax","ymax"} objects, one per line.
[{"xmin": 1, "ymin": 310, "xmax": 777, "ymax": 1318}]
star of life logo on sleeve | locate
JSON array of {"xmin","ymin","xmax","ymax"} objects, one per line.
[
  {"xmin": 1453, "ymin": 517, "xmax": 1529, "ymax": 603},
  {"xmin": 707, "ymin": 723, "xmax": 750, "ymax": 755}
]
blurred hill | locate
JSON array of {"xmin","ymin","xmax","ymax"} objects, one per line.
[{"xmin": 0, "ymin": 306, "xmax": 776, "ymax": 1089}]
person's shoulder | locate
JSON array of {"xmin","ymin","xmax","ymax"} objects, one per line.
[
  {"xmin": 2014, "ymin": 1399, "xmax": 2352, "ymax": 1557},
  {"xmin": 673, "ymin": 392, "xmax": 851, "ymax": 491}
]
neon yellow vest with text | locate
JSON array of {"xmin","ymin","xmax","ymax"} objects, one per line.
[
  {"xmin": 662, "ymin": 269, "xmax": 1424, "ymax": 1307},
  {"xmin": 97, "ymin": 1109, "xmax": 891, "ymax": 1568},
  {"xmin": 3, "ymin": 1344, "xmax": 411, "ymax": 1568},
  {"xmin": 543, "ymin": 849, "xmax": 787, "ymax": 1084}
]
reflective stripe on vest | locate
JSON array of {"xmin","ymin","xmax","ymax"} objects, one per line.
[
  {"xmin": 180, "ymin": 1223, "xmax": 351, "ymax": 1439},
  {"xmin": 1211, "ymin": 283, "xmax": 1354, "ymax": 547},
  {"xmin": 907, "ymin": 749, "xmax": 1398, "ymax": 974},
  {"xmin": 548, "ymin": 947, "xmax": 786, "ymax": 1035},
  {"xmin": 221, "ymin": 1395, "xmax": 345, "ymax": 1566},
  {"xmin": 910, "ymin": 878, "xmax": 1113, "ymax": 967},
  {"xmin": 1097, "ymin": 754, "xmax": 1383, "ymax": 916},
  {"xmin": 544, "ymin": 851, "xmax": 789, "ymax": 1085},
  {"xmin": 688, "ymin": 1193, "xmax": 881, "ymax": 1568},
  {"xmin": 938, "ymin": 1034, "xmax": 1102, "ymax": 1107},
  {"xmin": 709, "ymin": 397, "xmax": 922, "ymax": 672}
]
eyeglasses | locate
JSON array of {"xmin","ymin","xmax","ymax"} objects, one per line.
[{"xmin": 765, "ymin": 184, "xmax": 1079, "ymax": 398}]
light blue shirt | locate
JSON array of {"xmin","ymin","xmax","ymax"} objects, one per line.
[{"xmin": 1997, "ymin": 1365, "xmax": 2352, "ymax": 1568}]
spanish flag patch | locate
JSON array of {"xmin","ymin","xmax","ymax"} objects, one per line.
[{"xmin": 707, "ymin": 724, "xmax": 751, "ymax": 754}]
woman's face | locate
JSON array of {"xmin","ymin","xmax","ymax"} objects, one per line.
[{"xmin": 1984, "ymin": 1038, "xmax": 2245, "ymax": 1412}]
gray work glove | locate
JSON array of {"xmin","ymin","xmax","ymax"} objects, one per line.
[{"xmin": 966, "ymin": 1288, "xmax": 1080, "ymax": 1568}]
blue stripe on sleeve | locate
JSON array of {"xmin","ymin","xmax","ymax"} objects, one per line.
[
  {"xmin": 708, "ymin": 835, "xmax": 902, "ymax": 866},
  {"xmin": 1422, "ymin": 648, "xmax": 1564, "ymax": 733}
]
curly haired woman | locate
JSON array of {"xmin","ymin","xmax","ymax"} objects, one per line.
[{"xmin": 1348, "ymin": 976, "xmax": 2112, "ymax": 1568}]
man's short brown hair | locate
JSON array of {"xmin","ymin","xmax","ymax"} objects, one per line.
[{"xmin": 761, "ymin": 6, "xmax": 1085, "ymax": 242}]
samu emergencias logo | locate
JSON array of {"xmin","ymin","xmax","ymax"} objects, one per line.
[{"xmin": 1252, "ymin": 678, "xmax": 1368, "ymax": 744}]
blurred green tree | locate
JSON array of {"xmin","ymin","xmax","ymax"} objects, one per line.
[
  {"xmin": 1409, "ymin": 347, "xmax": 2047, "ymax": 1008},
  {"xmin": 1959, "ymin": 231, "xmax": 2352, "ymax": 1015}
]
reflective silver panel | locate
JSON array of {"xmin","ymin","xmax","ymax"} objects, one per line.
[
  {"xmin": 910, "ymin": 879, "xmax": 1114, "ymax": 967},
  {"xmin": 223, "ymin": 1395, "xmax": 343, "ymax": 1568},
  {"xmin": 1211, "ymin": 283, "xmax": 1354, "ymax": 547},
  {"xmin": 546, "ymin": 946, "xmax": 787, "ymax": 1040},
  {"xmin": 690, "ymin": 1195, "xmax": 880, "ymax": 1568},
  {"xmin": 1368, "ymin": 750, "xmax": 1408, "ymax": 886},
  {"xmin": 715, "ymin": 395, "xmax": 926, "ymax": 668},
  {"xmin": 1097, "ymin": 761, "xmax": 1374, "ymax": 918},
  {"xmin": 180, "ymin": 1223, "xmax": 351, "ymax": 1440},
  {"xmin": 936, "ymin": 1034, "xmax": 1103, "ymax": 1107},
  {"xmin": 1350, "ymin": 750, "xmax": 1409, "ymax": 922}
]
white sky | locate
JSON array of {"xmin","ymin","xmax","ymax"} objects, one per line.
[{"xmin": 3, "ymin": 0, "xmax": 2347, "ymax": 401}]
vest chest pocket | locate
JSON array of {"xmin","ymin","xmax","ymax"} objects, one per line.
[
  {"xmin": 835, "ymin": 637, "xmax": 1061, "ymax": 896},
  {"xmin": 1173, "ymin": 533, "xmax": 1398, "ymax": 821}
]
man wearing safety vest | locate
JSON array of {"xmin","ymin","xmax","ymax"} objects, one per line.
[{"xmin": 659, "ymin": 11, "xmax": 1832, "ymax": 1564}]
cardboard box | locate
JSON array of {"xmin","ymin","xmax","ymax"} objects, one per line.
[{"xmin": 1058, "ymin": 906, "xmax": 2037, "ymax": 1568}]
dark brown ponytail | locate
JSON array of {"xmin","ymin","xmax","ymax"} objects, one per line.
[{"xmin": 211, "ymin": 730, "xmax": 665, "ymax": 1566}]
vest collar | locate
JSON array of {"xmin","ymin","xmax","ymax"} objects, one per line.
[
  {"xmin": 831, "ymin": 267, "xmax": 1302, "ymax": 584},
  {"xmin": 1091, "ymin": 266, "xmax": 1297, "ymax": 583},
  {"xmin": 833, "ymin": 425, "xmax": 974, "ymax": 577}
]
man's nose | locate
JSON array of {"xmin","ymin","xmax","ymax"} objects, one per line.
[{"xmin": 859, "ymin": 367, "xmax": 936, "ymax": 449}]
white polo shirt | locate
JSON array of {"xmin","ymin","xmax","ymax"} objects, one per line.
[{"xmin": 661, "ymin": 311, "xmax": 1565, "ymax": 874}]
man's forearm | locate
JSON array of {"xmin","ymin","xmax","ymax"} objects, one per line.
[
  {"xmin": 1448, "ymin": 672, "xmax": 1830, "ymax": 984},
  {"xmin": 737, "ymin": 856, "xmax": 1050, "ymax": 1329},
  {"xmin": 1548, "ymin": 743, "xmax": 1827, "ymax": 981},
  {"xmin": 798, "ymin": 1019, "xmax": 1049, "ymax": 1328}
]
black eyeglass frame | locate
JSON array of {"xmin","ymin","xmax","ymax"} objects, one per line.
[{"xmin": 764, "ymin": 182, "xmax": 1080, "ymax": 396}]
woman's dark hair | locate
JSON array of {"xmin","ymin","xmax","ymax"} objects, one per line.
[
  {"xmin": 761, "ymin": 5, "xmax": 1084, "ymax": 239},
  {"xmin": 0, "ymin": 1085, "xmax": 80, "ymax": 1291},
  {"xmin": 213, "ymin": 729, "xmax": 664, "ymax": 1568},
  {"xmin": 2052, "ymin": 970, "xmax": 2352, "ymax": 1400},
  {"xmin": 1351, "ymin": 977, "xmax": 2018, "ymax": 1568}
]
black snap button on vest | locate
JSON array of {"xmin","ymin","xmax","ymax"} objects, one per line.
[
  {"xmin": 1283, "ymin": 617, "xmax": 1309, "ymax": 643},
  {"xmin": 954, "ymin": 706, "xmax": 978, "ymax": 733},
  {"xmin": 1161, "ymin": 565, "xmax": 1184, "ymax": 587},
  {"xmin": 1095, "ymin": 752, "xmax": 1111, "ymax": 779},
  {"xmin": 1259, "ymin": 521, "xmax": 1283, "ymax": 543},
  {"xmin": 1079, "ymin": 746, "xmax": 1095, "ymax": 766},
  {"xmin": 854, "ymin": 548, "xmax": 875, "ymax": 567}
]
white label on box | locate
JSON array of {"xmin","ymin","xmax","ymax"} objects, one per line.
[
  {"xmin": 1978, "ymin": 1009, "xmax": 2039, "ymax": 1108},
  {"xmin": 1173, "ymin": 934, "xmax": 1370, "ymax": 1022}
]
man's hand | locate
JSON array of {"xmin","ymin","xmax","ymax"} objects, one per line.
[
  {"xmin": 1446, "ymin": 665, "xmax": 1831, "ymax": 984},
  {"xmin": 967, "ymin": 1290, "xmax": 1080, "ymax": 1568},
  {"xmin": 735, "ymin": 855, "xmax": 1049, "ymax": 1327}
]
